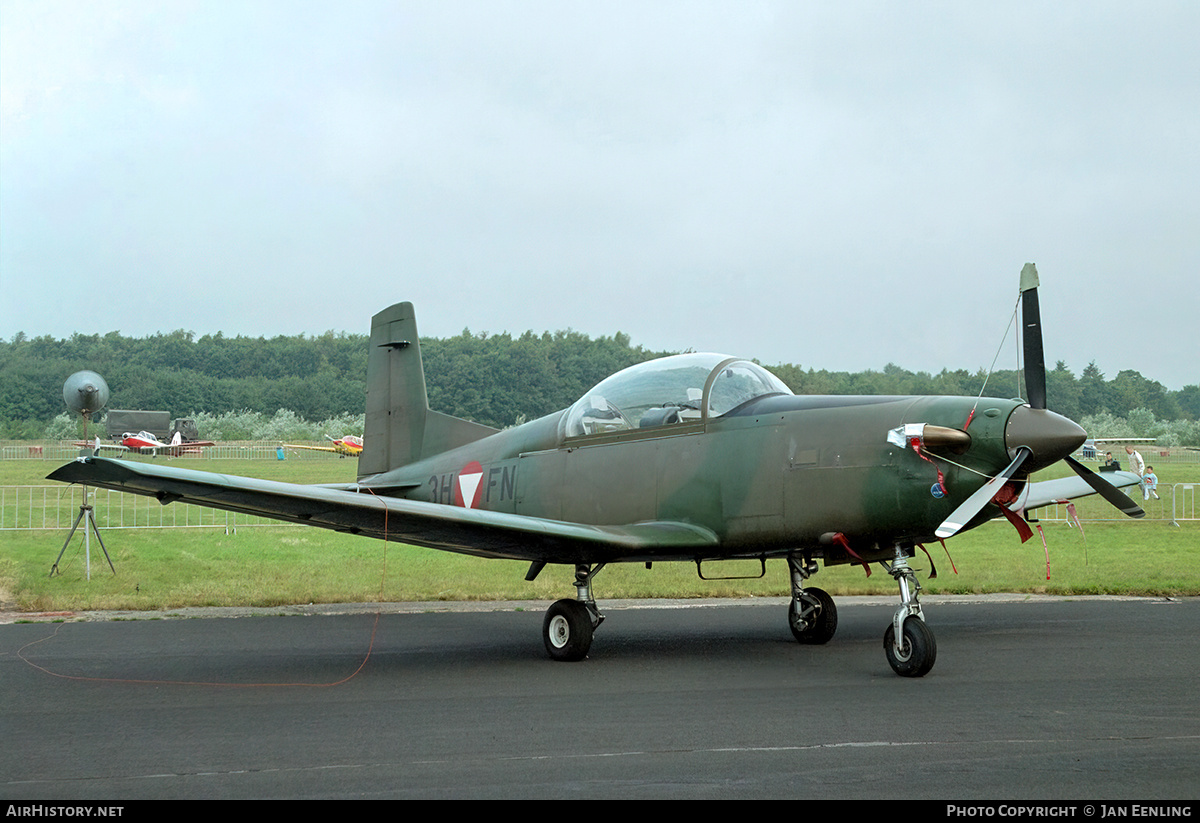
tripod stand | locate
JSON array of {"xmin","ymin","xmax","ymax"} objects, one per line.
[
  {"xmin": 53, "ymin": 373, "xmax": 117, "ymax": 579},
  {"xmin": 50, "ymin": 485, "xmax": 116, "ymax": 580}
]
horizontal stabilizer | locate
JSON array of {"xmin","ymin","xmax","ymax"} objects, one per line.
[{"xmin": 1010, "ymin": 471, "xmax": 1141, "ymax": 512}]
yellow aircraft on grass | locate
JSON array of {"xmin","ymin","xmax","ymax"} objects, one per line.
[{"xmin": 284, "ymin": 434, "xmax": 364, "ymax": 457}]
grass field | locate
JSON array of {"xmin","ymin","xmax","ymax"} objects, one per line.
[{"xmin": 2, "ymin": 452, "xmax": 1197, "ymax": 613}]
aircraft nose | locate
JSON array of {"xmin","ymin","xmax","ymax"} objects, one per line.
[{"xmin": 1005, "ymin": 405, "xmax": 1086, "ymax": 472}]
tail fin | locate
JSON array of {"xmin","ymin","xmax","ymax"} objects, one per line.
[{"xmin": 359, "ymin": 302, "xmax": 498, "ymax": 477}]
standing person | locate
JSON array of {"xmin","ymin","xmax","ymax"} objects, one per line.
[
  {"xmin": 1143, "ymin": 466, "xmax": 1160, "ymax": 500},
  {"xmin": 1125, "ymin": 445, "xmax": 1145, "ymax": 477}
]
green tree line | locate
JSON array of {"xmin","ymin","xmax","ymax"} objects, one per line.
[{"xmin": 2, "ymin": 328, "xmax": 1196, "ymax": 439}]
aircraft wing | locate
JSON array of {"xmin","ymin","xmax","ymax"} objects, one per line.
[
  {"xmin": 1010, "ymin": 471, "xmax": 1142, "ymax": 512},
  {"xmin": 47, "ymin": 457, "xmax": 719, "ymax": 564},
  {"xmin": 72, "ymin": 441, "xmax": 130, "ymax": 452},
  {"xmin": 284, "ymin": 444, "xmax": 340, "ymax": 453}
]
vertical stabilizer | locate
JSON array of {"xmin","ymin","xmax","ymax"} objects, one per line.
[{"xmin": 359, "ymin": 303, "xmax": 498, "ymax": 478}]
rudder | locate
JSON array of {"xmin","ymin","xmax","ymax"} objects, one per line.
[{"xmin": 359, "ymin": 303, "xmax": 497, "ymax": 478}]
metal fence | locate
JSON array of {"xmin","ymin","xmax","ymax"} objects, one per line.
[
  {"xmin": 1068, "ymin": 446, "xmax": 1200, "ymax": 465},
  {"xmin": 0, "ymin": 440, "xmax": 357, "ymax": 461},
  {"xmin": 1, "ymin": 485, "xmax": 280, "ymax": 532},
  {"xmin": 5, "ymin": 440, "xmax": 1200, "ymax": 462},
  {"xmin": 2, "ymin": 481, "xmax": 1194, "ymax": 533},
  {"xmin": 1172, "ymin": 483, "xmax": 1197, "ymax": 526},
  {"xmin": 1016, "ymin": 482, "xmax": 1197, "ymax": 525},
  {"xmin": 3, "ymin": 441, "xmax": 1195, "ymax": 531}
]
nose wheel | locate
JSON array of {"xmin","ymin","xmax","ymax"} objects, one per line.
[
  {"xmin": 883, "ymin": 546, "xmax": 936, "ymax": 677},
  {"xmin": 884, "ymin": 615, "xmax": 936, "ymax": 677}
]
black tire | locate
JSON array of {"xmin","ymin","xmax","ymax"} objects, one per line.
[
  {"xmin": 788, "ymin": 586, "xmax": 838, "ymax": 644},
  {"xmin": 543, "ymin": 599, "xmax": 593, "ymax": 662},
  {"xmin": 883, "ymin": 616, "xmax": 937, "ymax": 677}
]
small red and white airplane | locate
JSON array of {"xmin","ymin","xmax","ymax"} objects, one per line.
[{"xmin": 77, "ymin": 431, "xmax": 216, "ymax": 457}]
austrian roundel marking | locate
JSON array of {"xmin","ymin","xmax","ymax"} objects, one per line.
[{"xmin": 454, "ymin": 461, "xmax": 485, "ymax": 508}]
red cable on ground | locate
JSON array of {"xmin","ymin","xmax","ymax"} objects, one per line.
[{"xmin": 19, "ymin": 490, "xmax": 397, "ymax": 689}]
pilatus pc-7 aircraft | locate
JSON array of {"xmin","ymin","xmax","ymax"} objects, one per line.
[{"xmin": 50, "ymin": 264, "xmax": 1144, "ymax": 677}]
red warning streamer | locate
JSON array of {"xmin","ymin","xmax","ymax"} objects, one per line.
[
  {"xmin": 832, "ymin": 532, "xmax": 871, "ymax": 577},
  {"xmin": 909, "ymin": 436, "xmax": 947, "ymax": 497}
]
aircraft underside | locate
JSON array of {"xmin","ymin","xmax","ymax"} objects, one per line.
[{"xmin": 536, "ymin": 540, "xmax": 935, "ymax": 677}]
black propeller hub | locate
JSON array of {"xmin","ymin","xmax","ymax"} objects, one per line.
[{"xmin": 1004, "ymin": 405, "xmax": 1086, "ymax": 474}]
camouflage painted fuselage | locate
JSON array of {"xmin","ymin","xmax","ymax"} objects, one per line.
[{"xmin": 364, "ymin": 392, "xmax": 1021, "ymax": 565}]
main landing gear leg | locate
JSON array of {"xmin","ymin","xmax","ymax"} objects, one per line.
[
  {"xmin": 543, "ymin": 563, "xmax": 606, "ymax": 662},
  {"xmin": 882, "ymin": 545, "xmax": 937, "ymax": 677},
  {"xmin": 787, "ymin": 554, "xmax": 837, "ymax": 644}
]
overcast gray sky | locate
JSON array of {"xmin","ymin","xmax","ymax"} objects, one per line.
[{"xmin": 2, "ymin": 1, "xmax": 1196, "ymax": 390}]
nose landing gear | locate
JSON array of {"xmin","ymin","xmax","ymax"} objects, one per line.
[{"xmin": 882, "ymin": 546, "xmax": 936, "ymax": 677}]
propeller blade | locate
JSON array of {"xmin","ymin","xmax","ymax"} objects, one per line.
[
  {"xmin": 1064, "ymin": 455, "xmax": 1145, "ymax": 518},
  {"xmin": 1019, "ymin": 263, "xmax": 1047, "ymax": 410},
  {"xmin": 936, "ymin": 447, "xmax": 1031, "ymax": 539}
]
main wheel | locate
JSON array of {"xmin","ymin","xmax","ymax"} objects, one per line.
[
  {"xmin": 883, "ymin": 616, "xmax": 937, "ymax": 677},
  {"xmin": 788, "ymin": 586, "xmax": 838, "ymax": 644},
  {"xmin": 543, "ymin": 599, "xmax": 594, "ymax": 662}
]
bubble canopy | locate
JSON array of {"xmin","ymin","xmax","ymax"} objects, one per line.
[{"xmin": 561, "ymin": 353, "xmax": 793, "ymax": 439}]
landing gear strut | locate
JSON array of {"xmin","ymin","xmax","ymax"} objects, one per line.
[
  {"xmin": 787, "ymin": 554, "xmax": 838, "ymax": 644},
  {"xmin": 543, "ymin": 563, "xmax": 606, "ymax": 661},
  {"xmin": 882, "ymin": 545, "xmax": 936, "ymax": 677}
]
